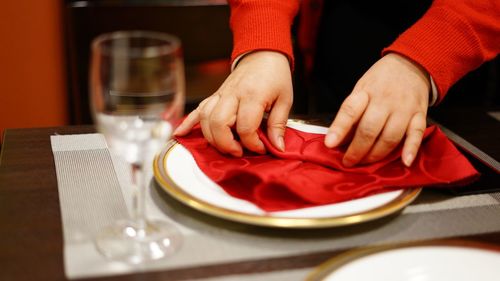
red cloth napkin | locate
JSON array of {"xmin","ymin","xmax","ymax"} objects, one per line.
[{"xmin": 176, "ymin": 125, "xmax": 479, "ymax": 211}]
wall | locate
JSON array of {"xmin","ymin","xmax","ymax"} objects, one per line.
[{"xmin": 0, "ymin": 0, "xmax": 68, "ymax": 139}]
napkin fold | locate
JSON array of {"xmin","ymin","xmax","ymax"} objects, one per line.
[{"xmin": 176, "ymin": 125, "xmax": 479, "ymax": 211}]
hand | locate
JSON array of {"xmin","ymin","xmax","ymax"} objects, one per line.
[
  {"xmin": 324, "ymin": 53, "xmax": 430, "ymax": 167},
  {"xmin": 174, "ymin": 51, "xmax": 293, "ymax": 156}
]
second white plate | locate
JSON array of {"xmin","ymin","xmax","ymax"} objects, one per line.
[{"xmin": 307, "ymin": 241, "xmax": 500, "ymax": 281}]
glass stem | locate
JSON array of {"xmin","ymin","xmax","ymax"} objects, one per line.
[{"xmin": 131, "ymin": 163, "xmax": 147, "ymax": 233}]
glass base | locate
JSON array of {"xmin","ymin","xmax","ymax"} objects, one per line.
[{"xmin": 94, "ymin": 219, "xmax": 182, "ymax": 264}]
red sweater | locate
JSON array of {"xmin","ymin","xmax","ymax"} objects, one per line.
[{"xmin": 228, "ymin": 0, "xmax": 500, "ymax": 104}]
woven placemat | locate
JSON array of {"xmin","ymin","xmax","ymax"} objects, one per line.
[{"xmin": 51, "ymin": 134, "xmax": 500, "ymax": 280}]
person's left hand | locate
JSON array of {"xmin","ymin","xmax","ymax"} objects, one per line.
[{"xmin": 324, "ymin": 53, "xmax": 431, "ymax": 167}]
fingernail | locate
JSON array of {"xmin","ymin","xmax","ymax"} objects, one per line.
[
  {"xmin": 403, "ymin": 153, "xmax": 414, "ymax": 167},
  {"xmin": 173, "ymin": 124, "xmax": 184, "ymax": 136},
  {"xmin": 231, "ymin": 144, "xmax": 243, "ymax": 157},
  {"xmin": 277, "ymin": 136, "xmax": 285, "ymax": 152},
  {"xmin": 342, "ymin": 157, "xmax": 355, "ymax": 167},
  {"xmin": 231, "ymin": 150, "xmax": 243, "ymax": 157},
  {"xmin": 325, "ymin": 132, "xmax": 339, "ymax": 147},
  {"xmin": 256, "ymin": 141, "xmax": 267, "ymax": 154}
]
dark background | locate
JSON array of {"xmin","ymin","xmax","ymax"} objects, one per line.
[
  {"xmin": 64, "ymin": 0, "xmax": 499, "ymax": 124},
  {"xmin": 299, "ymin": 0, "xmax": 499, "ymax": 115}
]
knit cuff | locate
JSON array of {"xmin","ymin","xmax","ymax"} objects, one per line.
[
  {"xmin": 383, "ymin": 5, "xmax": 485, "ymax": 104},
  {"xmin": 229, "ymin": 0, "xmax": 299, "ymax": 69}
]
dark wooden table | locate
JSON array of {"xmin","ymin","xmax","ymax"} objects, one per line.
[{"xmin": 1, "ymin": 108, "xmax": 499, "ymax": 280}]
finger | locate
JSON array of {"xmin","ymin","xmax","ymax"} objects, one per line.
[
  {"xmin": 402, "ymin": 112, "xmax": 426, "ymax": 167},
  {"xmin": 173, "ymin": 107, "xmax": 200, "ymax": 136},
  {"xmin": 236, "ymin": 100, "xmax": 266, "ymax": 154},
  {"xmin": 209, "ymin": 95, "xmax": 243, "ymax": 157},
  {"xmin": 362, "ymin": 113, "xmax": 409, "ymax": 164},
  {"xmin": 337, "ymin": 125, "xmax": 356, "ymax": 147},
  {"xmin": 198, "ymin": 96, "xmax": 219, "ymax": 146},
  {"xmin": 266, "ymin": 94, "xmax": 292, "ymax": 152},
  {"xmin": 343, "ymin": 105, "xmax": 389, "ymax": 167},
  {"xmin": 325, "ymin": 91, "xmax": 369, "ymax": 148}
]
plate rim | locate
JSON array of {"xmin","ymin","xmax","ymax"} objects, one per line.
[
  {"xmin": 305, "ymin": 239, "xmax": 500, "ymax": 280},
  {"xmin": 153, "ymin": 136, "xmax": 422, "ymax": 228}
]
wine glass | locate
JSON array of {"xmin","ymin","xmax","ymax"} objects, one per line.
[{"xmin": 89, "ymin": 31, "xmax": 184, "ymax": 264}]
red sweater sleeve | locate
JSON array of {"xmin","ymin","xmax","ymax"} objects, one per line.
[
  {"xmin": 383, "ymin": 0, "xmax": 500, "ymax": 104},
  {"xmin": 228, "ymin": 0, "xmax": 299, "ymax": 67}
]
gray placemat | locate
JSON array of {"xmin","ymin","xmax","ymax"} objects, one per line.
[
  {"xmin": 51, "ymin": 134, "xmax": 130, "ymax": 243},
  {"xmin": 51, "ymin": 134, "xmax": 500, "ymax": 280}
]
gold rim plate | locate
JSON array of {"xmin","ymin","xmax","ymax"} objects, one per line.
[{"xmin": 153, "ymin": 120, "xmax": 421, "ymax": 228}]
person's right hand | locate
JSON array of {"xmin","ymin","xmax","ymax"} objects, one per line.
[{"xmin": 173, "ymin": 51, "xmax": 294, "ymax": 157}]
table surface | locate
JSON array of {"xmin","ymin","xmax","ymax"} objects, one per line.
[{"xmin": 1, "ymin": 109, "xmax": 499, "ymax": 281}]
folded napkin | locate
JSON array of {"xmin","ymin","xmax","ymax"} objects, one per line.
[{"xmin": 176, "ymin": 125, "xmax": 479, "ymax": 211}]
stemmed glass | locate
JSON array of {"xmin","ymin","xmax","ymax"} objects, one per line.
[{"xmin": 89, "ymin": 31, "xmax": 184, "ymax": 263}]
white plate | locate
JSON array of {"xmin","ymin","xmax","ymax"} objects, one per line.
[
  {"xmin": 153, "ymin": 120, "xmax": 421, "ymax": 228},
  {"xmin": 307, "ymin": 242, "xmax": 500, "ymax": 281}
]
